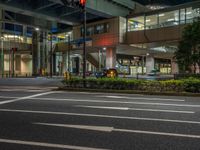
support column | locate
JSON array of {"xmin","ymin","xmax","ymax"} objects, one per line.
[
  {"xmin": 171, "ymin": 59, "xmax": 179, "ymax": 74},
  {"xmin": 32, "ymin": 31, "xmax": 40, "ymax": 76},
  {"xmin": 106, "ymin": 47, "xmax": 116, "ymax": 68},
  {"xmin": 146, "ymin": 55, "xmax": 154, "ymax": 74}
]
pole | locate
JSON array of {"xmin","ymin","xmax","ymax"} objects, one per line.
[
  {"xmin": 1, "ymin": 38, "xmax": 3, "ymax": 78},
  {"xmin": 68, "ymin": 35, "xmax": 70, "ymax": 72},
  {"xmin": 50, "ymin": 33, "xmax": 53, "ymax": 78},
  {"xmin": 83, "ymin": 5, "xmax": 86, "ymax": 80},
  {"xmin": 12, "ymin": 49, "xmax": 14, "ymax": 77}
]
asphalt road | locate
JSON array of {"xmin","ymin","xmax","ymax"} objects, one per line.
[{"xmin": 0, "ymin": 79, "xmax": 200, "ymax": 149}]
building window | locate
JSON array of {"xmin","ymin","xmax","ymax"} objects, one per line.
[
  {"xmin": 186, "ymin": 7, "xmax": 193, "ymax": 23},
  {"xmin": 180, "ymin": 8, "xmax": 186, "ymax": 24},
  {"xmin": 27, "ymin": 27, "xmax": 33, "ymax": 37},
  {"xmin": 128, "ymin": 16, "xmax": 144, "ymax": 31},
  {"xmin": 145, "ymin": 14, "xmax": 158, "ymax": 29},
  {"xmin": 86, "ymin": 26, "xmax": 94, "ymax": 36},
  {"xmin": 95, "ymin": 24, "xmax": 104, "ymax": 34},
  {"xmin": 80, "ymin": 23, "xmax": 109, "ymax": 36},
  {"xmin": 105, "ymin": 23, "xmax": 109, "ymax": 33},
  {"xmin": 159, "ymin": 10, "xmax": 179, "ymax": 27}
]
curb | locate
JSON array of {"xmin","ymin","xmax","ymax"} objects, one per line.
[{"xmin": 58, "ymin": 87, "xmax": 200, "ymax": 97}]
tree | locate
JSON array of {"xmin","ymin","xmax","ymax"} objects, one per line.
[{"xmin": 175, "ymin": 18, "xmax": 200, "ymax": 73}]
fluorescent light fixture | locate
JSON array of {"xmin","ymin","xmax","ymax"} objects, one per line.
[
  {"xmin": 159, "ymin": 14, "xmax": 165, "ymax": 17},
  {"xmin": 146, "ymin": 19, "xmax": 151, "ymax": 22},
  {"xmin": 186, "ymin": 11, "xmax": 192, "ymax": 15},
  {"xmin": 167, "ymin": 18, "xmax": 174, "ymax": 22},
  {"xmin": 35, "ymin": 27, "xmax": 39, "ymax": 31},
  {"xmin": 103, "ymin": 47, "xmax": 107, "ymax": 50}
]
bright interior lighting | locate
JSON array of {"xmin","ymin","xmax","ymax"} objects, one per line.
[
  {"xmin": 146, "ymin": 19, "xmax": 151, "ymax": 22},
  {"xmin": 186, "ymin": 11, "xmax": 192, "ymax": 15},
  {"xmin": 167, "ymin": 18, "xmax": 174, "ymax": 22},
  {"xmin": 159, "ymin": 14, "xmax": 165, "ymax": 17},
  {"xmin": 35, "ymin": 28, "xmax": 39, "ymax": 31}
]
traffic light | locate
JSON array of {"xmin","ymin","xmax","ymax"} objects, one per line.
[
  {"xmin": 79, "ymin": 0, "xmax": 86, "ymax": 7},
  {"xmin": 61, "ymin": 0, "xmax": 86, "ymax": 9}
]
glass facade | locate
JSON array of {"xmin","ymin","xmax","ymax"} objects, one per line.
[
  {"xmin": 81, "ymin": 23, "xmax": 109, "ymax": 36},
  {"xmin": 146, "ymin": 14, "xmax": 158, "ymax": 29},
  {"xmin": 128, "ymin": 16, "xmax": 144, "ymax": 31},
  {"xmin": 128, "ymin": 6, "xmax": 200, "ymax": 31}
]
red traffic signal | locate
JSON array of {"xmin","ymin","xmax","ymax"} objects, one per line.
[{"xmin": 79, "ymin": 0, "xmax": 86, "ymax": 6}]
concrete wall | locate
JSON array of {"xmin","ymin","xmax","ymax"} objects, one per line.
[
  {"xmin": 126, "ymin": 25, "xmax": 185, "ymax": 44},
  {"xmin": 73, "ymin": 17, "xmax": 120, "ymax": 47}
]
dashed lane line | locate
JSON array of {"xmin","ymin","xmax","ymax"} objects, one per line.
[
  {"xmin": 76, "ymin": 105, "xmax": 195, "ymax": 114},
  {"xmin": 0, "ymin": 91, "xmax": 57, "ymax": 105},
  {"xmin": 0, "ymin": 138, "xmax": 110, "ymax": 150},
  {"xmin": 34, "ymin": 122, "xmax": 200, "ymax": 139},
  {"xmin": 28, "ymin": 97, "xmax": 200, "ymax": 108},
  {"xmin": 97, "ymin": 95, "xmax": 184, "ymax": 102},
  {"xmin": 0, "ymin": 109, "xmax": 199, "ymax": 125}
]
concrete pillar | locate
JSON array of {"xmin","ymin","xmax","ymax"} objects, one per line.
[
  {"xmin": 146, "ymin": 55, "xmax": 154, "ymax": 74},
  {"xmin": 171, "ymin": 59, "xmax": 179, "ymax": 74},
  {"xmin": 106, "ymin": 47, "xmax": 116, "ymax": 68},
  {"xmin": 62, "ymin": 51, "xmax": 67, "ymax": 74},
  {"xmin": 32, "ymin": 31, "xmax": 40, "ymax": 76}
]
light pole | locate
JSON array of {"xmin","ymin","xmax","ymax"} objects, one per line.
[
  {"xmin": 50, "ymin": 32, "xmax": 53, "ymax": 78},
  {"xmin": 67, "ymin": 35, "xmax": 71, "ymax": 72},
  {"xmin": 82, "ymin": 1, "xmax": 86, "ymax": 80}
]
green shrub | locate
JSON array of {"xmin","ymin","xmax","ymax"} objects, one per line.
[{"xmin": 62, "ymin": 77, "xmax": 200, "ymax": 93}]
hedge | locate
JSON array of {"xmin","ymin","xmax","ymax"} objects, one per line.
[{"xmin": 62, "ymin": 77, "xmax": 200, "ymax": 93}]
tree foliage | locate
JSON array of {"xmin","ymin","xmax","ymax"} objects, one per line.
[{"xmin": 175, "ymin": 19, "xmax": 200, "ymax": 73}]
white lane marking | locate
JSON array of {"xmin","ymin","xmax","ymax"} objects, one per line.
[
  {"xmin": 34, "ymin": 123, "xmax": 113, "ymax": 132},
  {"xmin": 35, "ymin": 122, "xmax": 200, "ymax": 139},
  {"xmin": 0, "ymin": 89, "xmax": 49, "ymax": 92},
  {"xmin": 97, "ymin": 95, "xmax": 184, "ymax": 102},
  {"xmin": 0, "ymin": 138, "xmax": 110, "ymax": 150},
  {"xmin": 77, "ymin": 105, "xmax": 129, "ymax": 110},
  {"xmin": 0, "ymin": 96, "xmax": 18, "ymax": 99},
  {"xmin": 114, "ymin": 129, "xmax": 200, "ymax": 139},
  {"xmin": 29, "ymin": 97, "xmax": 200, "ymax": 108},
  {"xmin": 0, "ymin": 109, "xmax": 199, "ymax": 125},
  {"xmin": 0, "ymin": 91, "xmax": 56, "ymax": 105},
  {"xmin": 76, "ymin": 105, "xmax": 195, "ymax": 114}
]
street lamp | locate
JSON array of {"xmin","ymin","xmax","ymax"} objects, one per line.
[{"xmin": 82, "ymin": 0, "xmax": 87, "ymax": 80}]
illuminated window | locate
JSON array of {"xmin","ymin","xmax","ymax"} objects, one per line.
[
  {"xmin": 186, "ymin": 7, "xmax": 193, "ymax": 23},
  {"xmin": 128, "ymin": 16, "xmax": 144, "ymax": 31},
  {"xmin": 159, "ymin": 10, "xmax": 179, "ymax": 27},
  {"xmin": 180, "ymin": 9, "xmax": 186, "ymax": 24},
  {"xmin": 146, "ymin": 14, "xmax": 158, "ymax": 29}
]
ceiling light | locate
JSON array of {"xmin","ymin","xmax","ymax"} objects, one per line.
[
  {"xmin": 159, "ymin": 14, "xmax": 165, "ymax": 17},
  {"xmin": 35, "ymin": 28, "xmax": 39, "ymax": 31},
  {"xmin": 167, "ymin": 18, "xmax": 174, "ymax": 22},
  {"xmin": 186, "ymin": 11, "xmax": 192, "ymax": 15}
]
